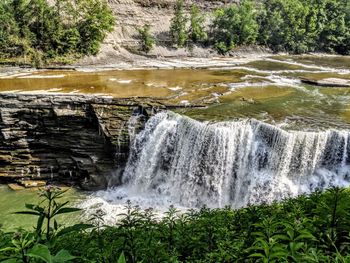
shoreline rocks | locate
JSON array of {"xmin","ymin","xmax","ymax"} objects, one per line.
[{"xmin": 301, "ymin": 77, "xmax": 350, "ymax": 87}]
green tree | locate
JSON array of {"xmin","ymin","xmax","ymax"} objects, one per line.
[
  {"xmin": 0, "ymin": 1, "xmax": 18, "ymax": 56},
  {"xmin": 318, "ymin": 0, "xmax": 350, "ymax": 54},
  {"xmin": 258, "ymin": 0, "xmax": 315, "ymax": 53},
  {"xmin": 0, "ymin": 0, "xmax": 115, "ymax": 64},
  {"xmin": 189, "ymin": 5, "xmax": 207, "ymax": 44},
  {"xmin": 77, "ymin": 0, "xmax": 115, "ymax": 55},
  {"xmin": 170, "ymin": 0, "xmax": 188, "ymax": 48},
  {"xmin": 211, "ymin": 0, "xmax": 259, "ymax": 54},
  {"xmin": 138, "ymin": 24, "xmax": 155, "ymax": 53}
]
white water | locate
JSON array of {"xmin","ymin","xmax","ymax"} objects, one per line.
[{"xmin": 81, "ymin": 112, "xmax": 350, "ymax": 219}]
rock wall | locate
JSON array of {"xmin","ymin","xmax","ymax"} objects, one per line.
[
  {"xmin": 0, "ymin": 93, "xmax": 164, "ymax": 190},
  {"xmin": 79, "ymin": 0, "xmax": 235, "ymax": 65}
]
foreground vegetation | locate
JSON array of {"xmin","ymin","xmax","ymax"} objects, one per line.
[{"xmin": 1, "ymin": 186, "xmax": 350, "ymax": 262}]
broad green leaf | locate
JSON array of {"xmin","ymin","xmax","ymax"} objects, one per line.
[
  {"xmin": 117, "ymin": 252, "xmax": 126, "ymax": 263},
  {"xmin": 53, "ymin": 249, "xmax": 76, "ymax": 263},
  {"xmin": 249, "ymin": 253, "xmax": 265, "ymax": 258},
  {"xmin": 36, "ymin": 214, "xmax": 45, "ymax": 234},
  {"xmin": 26, "ymin": 244, "xmax": 52, "ymax": 263},
  {"xmin": 53, "ymin": 207, "xmax": 81, "ymax": 216}
]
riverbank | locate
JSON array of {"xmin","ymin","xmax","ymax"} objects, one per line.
[
  {"xmin": 2, "ymin": 187, "xmax": 350, "ymax": 262},
  {"xmin": 0, "ymin": 48, "xmax": 273, "ymax": 73}
]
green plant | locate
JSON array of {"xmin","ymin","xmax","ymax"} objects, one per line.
[
  {"xmin": 0, "ymin": 0, "xmax": 115, "ymax": 65},
  {"xmin": 26, "ymin": 243, "xmax": 76, "ymax": 263},
  {"xmin": 15, "ymin": 186, "xmax": 84, "ymax": 241},
  {"xmin": 188, "ymin": 5, "xmax": 207, "ymax": 45},
  {"xmin": 138, "ymin": 24, "xmax": 155, "ymax": 53},
  {"xmin": 211, "ymin": 0, "xmax": 259, "ymax": 54},
  {"xmin": 2, "ymin": 186, "xmax": 350, "ymax": 262},
  {"xmin": 170, "ymin": 0, "xmax": 188, "ymax": 48},
  {"xmin": 0, "ymin": 186, "xmax": 90, "ymax": 262}
]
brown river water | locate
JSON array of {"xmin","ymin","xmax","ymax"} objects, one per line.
[{"xmin": 1, "ymin": 54, "xmax": 350, "ymax": 229}]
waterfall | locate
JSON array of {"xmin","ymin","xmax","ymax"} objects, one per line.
[{"xmin": 120, "ymin": 112, "xmax": 350, "ymax": 208}]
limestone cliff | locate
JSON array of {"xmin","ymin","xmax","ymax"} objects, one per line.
[
  {"xmin": 0, "ymin": 93, "xmax": 166, "ymax": 190},
  {"xmin": 79, "ymin": 0, "xmax": 232, "ymax": 65}
]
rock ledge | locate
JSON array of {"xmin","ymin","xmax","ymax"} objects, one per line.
[{"xmin": 0, "ymin": 93, "xmax": 166, "ymax": 190}]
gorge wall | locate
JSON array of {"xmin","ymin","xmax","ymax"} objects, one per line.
[
  {"xmin": 0, "ymin": 93, "xmax": 165, "ymax": 190},
  {"xmin": 79, "ymin": 0, "xmax": 234, "ymax": 65}
]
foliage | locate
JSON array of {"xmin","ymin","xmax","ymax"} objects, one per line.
[
  {"xmin": 3, "ymin": 187, "xmax": 350, "ymax": 262},
  {"xmin": 138, "ymin": 24, "xmax": 155, "ymax": 54},
  {"xmin": 76, "ymin": 0, "xmax": 115, "ymax": 56},
  {"xmin": 188, "ymin": 5, "xmax": 207, "ymax": 45},
  {"xmin": 170, "ymin": 0, "xmax": 188, "ymax": 48},
  {"xmin": 0, "ymin": 186, "xmax": 91, "ymax": 262},
  {"xmin": 211, "ymin": 0, "xmax": 259, "ymax": 54},
  {"xmin": 0, "ymin": 0, "xmax": 115, "ymax": 65},
  {"xmin": 256, "ymin": 0, "xmax": 350, "ymax": 54},
  {"xmin": 206, "ymin": 0, "xmax": 350, "ymax": 54}
]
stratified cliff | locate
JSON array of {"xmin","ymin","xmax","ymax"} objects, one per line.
[
  {"xmin": 79, "ymin": 0, "xmax": 232, "ymax": 65},
  {"xmin": 0, "ymin": 93, "xmax": 165, "ymax": 190}
]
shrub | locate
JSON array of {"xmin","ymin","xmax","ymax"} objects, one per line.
[
  {"xmin": 3, "ymin": 187, "xmax": 350, "ymax": 262},
  {"xmin": 188, "ymin": 5, "xmax": 207, "ymax": 45},
  {"xmin": 138, "ymin": 24, "xmax": 155, "ymax": 53},
  {"xmin": 211, "ymin": 0, "xmax": 259, "ymax": 54},
  {"xmin": 170, "ymin": 0, "xmax": 188, "ymax": 48},
  {"xmin": 0, "ymin": 0, "xmax": 115, "ymax": 64}
]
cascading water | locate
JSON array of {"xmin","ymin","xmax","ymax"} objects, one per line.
[{"xmin": 120, "ymin": 112, "xmax": 350, "ymax": 208}]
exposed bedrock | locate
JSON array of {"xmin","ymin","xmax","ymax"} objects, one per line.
[{"xmin": 0, "ymin": 93, "xmax": 167, "ymax": 190}]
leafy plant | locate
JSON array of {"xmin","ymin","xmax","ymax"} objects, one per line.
[
  {"xmin": 0, "ymin": 186, "xmax": 91, "ymax": 262},
  {"xmin": 2, "ymin": 186, "xmax": 350, "ymax": 262},
  {"xmin": 138, "ymin": 24, "xmax": 155, "ymax": 53},
  {"xmin": 188, "ymin": 5, "xmax": 207, "ymax": 45},
  {"xmin": 0, "ymin": 0, "xmax": 115, "ymax": 65},
  {"xmin": 15, "ymin": 186, "xmax": 84, "ymax": 241},
  {"xmin": 211, "ymin": 0, "xmax": 259, "ymax": 54},
  {"xmin": 170, "ymin": 0, "xmax": 188, "ymax": 48}
]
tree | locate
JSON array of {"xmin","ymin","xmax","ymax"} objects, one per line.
[
  {"xmin": 0, "ymin": 1, "xmax": 18, "ymax": 56},
  {"xmin": 318, "ymin": 0, "xmax": 350, "ymax": 54},
  {"xmin": 138, "ymin": 24, "xmax": 155, "ymax": 53},
  {"xmin": 170, "ymin": 0, "xmax": 188, "ymax": 48},
  {"xmin": 77, "ymin": 0, "xmax": 115, "ymax": 55},
  {"xmin": 258, "ymin": 0, "xmax": 319, "ymax": 53},
  {"xmin": 211, "ymin": 0, "xmax": 259, "ymax": 54},
  {"xmin": 189, "ymin": 5, "xmax": 207, "ymax": 44},
  {"xmin": 0, "ymin": 0, "xmax": 115, "ymax": 63}
]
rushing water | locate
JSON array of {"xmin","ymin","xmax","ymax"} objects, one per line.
[
  {"xmin": 81, "ymin": 112, "xmax": 350, "ymax": 220},
  {"xmin": 122, "ymin": 112, "xmax": 350, "ymax": 208},
  {"xmin": 1, "ymin": 54, "xmax": 350, "ymax": 225},
  {"xmin": 1, "ymin": 55, "xmax": 350, "ymax": 129}
]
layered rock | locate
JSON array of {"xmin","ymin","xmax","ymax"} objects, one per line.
[
  {"xmin": 79, "ymin": 0, "xmax": 234, "ymax": 65},
  {"xmin": 0, "ymin": 93, "xmax": 165, "ymax": 190}
]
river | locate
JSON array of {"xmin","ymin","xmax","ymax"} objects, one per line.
[{"xmin": 1, "ymin": 54, "xmax": 350, "ymax": 226}]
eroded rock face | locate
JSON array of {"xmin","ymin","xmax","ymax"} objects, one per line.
[{"xmin": 0, "ymin": 93, "xmax": 163, "ymax": 190}]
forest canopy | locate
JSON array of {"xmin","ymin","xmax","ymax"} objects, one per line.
[
  {"xmin": 0, "ymin": 0, "xmax": 114, "ymax": 65},
  {"xmin": 1, "ymin": 0, "xmax": 350, "ymax": 65},
  {"xmin": 171, "ymin": 0, "xmax": 350, "ymax": 55}
]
